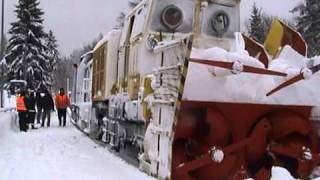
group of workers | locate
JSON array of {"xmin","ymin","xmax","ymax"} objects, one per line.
[{"xmin": 16, "ymin": 88, "xmax": 70, "ymax": 132}]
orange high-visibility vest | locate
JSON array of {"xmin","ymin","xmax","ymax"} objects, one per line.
[
  {"xmin": 55, "ymin": 94, "xmax": 70, "ymax": 109},
  {"xmin": 16, "ymin": 96, "xmax": 27, "ymax": 111}
]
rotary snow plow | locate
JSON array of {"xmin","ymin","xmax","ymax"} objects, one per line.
[
  {"xmin": 168, "ymin": 22, "xmax": 320, "ymax": 180},
  {"xmin": 169, "ymin": 20, "xmax": 320, "ymax": 180},
  {"xmin": 131, "ymin": 0, "xmax": 320, "ymax": 179}
]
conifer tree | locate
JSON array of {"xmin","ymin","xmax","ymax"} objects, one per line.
[
  {"xmin": 5, "ymin": 0, "xmax": 50, "ymax": 89},
  {"xmin": 44, "ymin": 30, "xmax": 60, "ymax": 86},
  {"xmin": 248, "ymin": 3, "xmax": 267, "ymax": 43},
  {"xmin": 296, "ymin": 0, "xmax": 320, "ymax": 57}
]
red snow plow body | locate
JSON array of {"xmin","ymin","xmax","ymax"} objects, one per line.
[
  {"xmin": 169, "ymin": 17, "xmax": 320, "ymax": 180},
  {"xmin": 172, "ymin": 101, "xmax": 320, "ymax": 180}
]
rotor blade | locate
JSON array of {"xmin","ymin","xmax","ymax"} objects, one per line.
[
  {"xmin": 243, "ymin": 65, "xmax": 287, "ymax": 77},
  {"xmin": 266, "ymin": 73, "xmax": 304, "ymax": 96},
  {"xmin": 189, "ymin": 58, "xmax": 233, "ymax": 70},
  {"xmin": 190, "ymin": 58, "xmax": 287, "ymax": 77}
]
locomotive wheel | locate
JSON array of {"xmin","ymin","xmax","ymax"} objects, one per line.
[{"xmin": 113, "ymin": 129, "xmax": 121, "ymax": 152}]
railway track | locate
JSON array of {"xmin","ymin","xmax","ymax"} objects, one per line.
[{"xmin": 70, "ymin": 118, "xmax": 140, "ymax": 168}]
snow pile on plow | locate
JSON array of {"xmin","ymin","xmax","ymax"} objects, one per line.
[{"xmin": 186, "ymin": 44, "xmax": 320, "ymax": 106}]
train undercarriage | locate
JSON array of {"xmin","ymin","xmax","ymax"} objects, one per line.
[{"xmin": 72, "ymin": 96, "xmax": 146, "ymax": 165}]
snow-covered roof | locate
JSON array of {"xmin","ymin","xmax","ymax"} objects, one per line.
[
  {"xmin": 93, "ymin": 30, "xmax": 121, "ymax": 51},
  {"xmin": 80, "ymin": 51, "xmax": 93, "ymax": 64}
]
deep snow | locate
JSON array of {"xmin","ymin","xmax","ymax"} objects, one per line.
[
  {"xmin": 0, "ymin": 112, "xmax": 153, "ymax": 180},
  {"xmin": 186, "ymin": 44, "xmax": 320, "ymax": 106}
]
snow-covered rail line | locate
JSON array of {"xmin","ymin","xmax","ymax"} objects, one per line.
[{"xmin": 70, "ymin": 116, "xmax": 142, "ymax": 168}]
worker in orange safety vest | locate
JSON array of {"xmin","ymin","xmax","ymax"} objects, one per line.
[
  {"xmin": 55, "ymin": 88, "xmax": 70, "ymax": 127},
  {"xmin": 16, "ymin": 90, "xmax": 28, "ymax": 132}
]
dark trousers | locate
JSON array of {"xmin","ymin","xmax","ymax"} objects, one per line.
[
  {"xmin": 42, "ymin": 110, "xmax": 51, "ymax": 127},
  {"xmin": 36, "ymin": 108, "xmax": 43, "ymax": 124},
  {"xmin": 58, "ymin": 109, "xmax": 67, "ymax": 126},
  {"xmin": 28, "ymin": 112, "xmax": 36, "ymax": 128},
  {"xmin": 18, "ymin": 111, "xmax": 28, "ymax": 132}
]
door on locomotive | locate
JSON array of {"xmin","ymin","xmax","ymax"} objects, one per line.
[{"xmin": 73, "ymin": 51, "xmax": 93, "ymax": 130}]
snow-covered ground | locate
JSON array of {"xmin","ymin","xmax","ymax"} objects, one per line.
[
  {"xmin": 2, "ymin": 90, "xmax": 16, "ymax": 109},
  {"xmin": 0, "ymin": 112, "xmax": 154, "ymax": 180}
]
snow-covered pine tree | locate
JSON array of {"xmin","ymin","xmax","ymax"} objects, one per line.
[
  {"xmin": 0, "ymin": 35, "xmax": 8, "ymax": 90},
  {"xmin": 44, "ymin": 30, "xmax": 60, "ymax": 87},
  {"xmin": 0, "ymin": 35, "xmax": 8, "ymax": 57},
  {"xmin": 247, "ymin": 3, "xmax": 267, "ymax": 44},
  {"xmin": 296, "ymin": 0, "xmax": 320, "ymax": 57},
  {"xmin": 5, "ymin": 0, "xmax": 50, "ymax": 89}
]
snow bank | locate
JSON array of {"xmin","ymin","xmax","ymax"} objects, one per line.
[
  {"xmin": 184, "ymin": 37, "xmax": 320, "ymax": 106},
  {"xmin": 0, "ymin": 91, "xmax": 15, "ymax": 113},
  {"xmin": 271, "ymin": 167, "xmax": 295, "ymax": 180},
  {"xmin": 0, "ymin": 112, "xmax": 153, "ymax": 180},
  {"xmin": 2, "ymin": 90, "xmax": 16, "ymax": 109},
  {"xmin": 245, "ymin": 166, "xmax": 319, "ymax": 180}
]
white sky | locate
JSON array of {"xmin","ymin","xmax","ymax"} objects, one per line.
[{"xmin": 0, "ymin": 0, "xmax": 301, "ymax": 56}]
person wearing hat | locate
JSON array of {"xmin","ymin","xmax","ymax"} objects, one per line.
[
  {"xmin": 25, "ymin": 90, "xmax": 37, "ymax": 129},
  {"xmin": 35, "ymin": 89, "xmax": 44, "ymax": 127},
  {"xmin": 16, "ymin": 90, "xmax": 28, "ymax": 132},
  {"xmin": 55, "ymin": 88, "xmax": 70, "ymax": 127},
  {"xmin": 41, "ymin": 90, "xmax": 55, "ymax": 127}
]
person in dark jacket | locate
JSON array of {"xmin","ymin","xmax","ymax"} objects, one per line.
[
  {"xmin": 25, "ymin": 91, "xmax": 37, "ymax": 129},
  {"xmin": 41, "ymin": 90, "xmax": 55, "ymax": 127},
  {"xmin": 36, "ymin": 90, "xmax": 44, "ymax": 126}
]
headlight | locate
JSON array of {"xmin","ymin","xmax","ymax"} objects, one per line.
[
  {"xmin": 161, "ymin": 5, "xmax": 183, "ymax": 31},
  {"xmin": 211, "ymin": 11, "xmax": 230, "ymax": 37},
  {"xmin": 146, "ymin": 34, "xmax": 158, "ymax": 50}
]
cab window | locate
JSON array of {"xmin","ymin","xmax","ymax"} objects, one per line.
[
  {"xmin": 131, "ymin": 3, "xmax": 148, "ymax": 40},
  {"xmin": 149, "ymin": 0, "xmax": 195, "ymax": 33},
  {"xmin": 202, "ymin": 3, "xmax": 240, "ymax": 38}
]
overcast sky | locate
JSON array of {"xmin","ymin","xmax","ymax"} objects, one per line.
[{"xmin": 1, "ymin": 0, "xmax": 301, "ymax": 56}]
